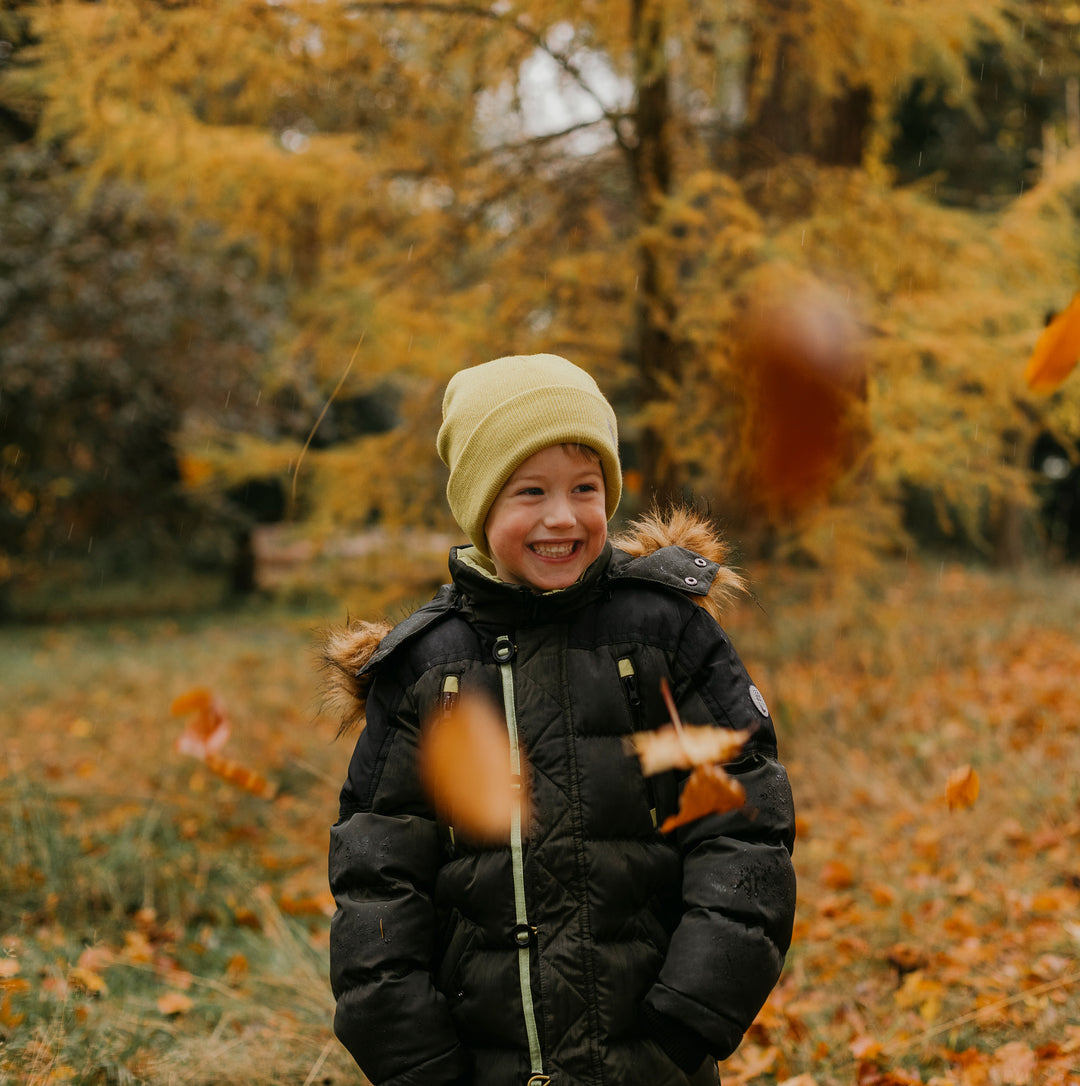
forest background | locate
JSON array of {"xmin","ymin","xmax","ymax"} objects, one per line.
[{"xmin": 2, "ymin": 0, "xmax": 1080, "ymax": 1084}]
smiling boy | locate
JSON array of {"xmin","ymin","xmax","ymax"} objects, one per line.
[{"xmin": 326, "ymin": 353, "xmax": 796, "ymax": 1086}]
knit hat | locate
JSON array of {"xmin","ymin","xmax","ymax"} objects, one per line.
[{"xmin": 437, "ymin": 354, "xmax": 622, "ymax": 555}]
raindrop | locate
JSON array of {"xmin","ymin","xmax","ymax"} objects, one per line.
[
  {"xmin": 224, "ymin": 390, "xmax": 231, "ymax": 409},
  {"xmin": 88, "ymin": 537, "xmax": 94, "ymax": 554},
  {"xmin": 256, "ymin": 390, "xmax": 262, "ymax": 406},
  {"xmin": 917, "ymin": 151, "xmax": 922, "ymax": 167},
  {"xmin": 800, "ymin": 229, "xmax": 805, "ymax": 246}
]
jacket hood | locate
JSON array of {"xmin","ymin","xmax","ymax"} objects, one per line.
[{"xmin": 320, "ymin": 506, "xmax": 746, "ymax": 732}]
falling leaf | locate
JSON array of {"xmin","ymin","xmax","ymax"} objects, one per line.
[
  {"xmin": 156, "ymin": 991, "xmax": 194, "ymax": 1016},
  {"xmin": 627, "ymin": 678, "xmax": 749, "ymax": 833},
  {"xmin": 738, "ymin": 276, "xmax": 866, "ymax": 512},
  {"xmin": 203, "ymin": 752, "xmax": 278, "ymax": 800},
  {"xmin": 1024, "ymin": 293, "xmax": 1080, "ymax": 393},
  {"xmin": 660, "ymin": 763, "xmax": 746, "ymax": 832},
  {"xmin": 945, "ymin": 764, "xmax": 980, "ymax": 811},
  {"xmin": 629, "ymin": 722, "xmax": 753, "ymax": 776},
  {"xmin": 171, "ymin": 689, "xmax": 276, "ymax": 798},
  {"xmin": 418, "ymin": 692, "xmax": 522, "ymax": 843},
  {"xmin": 171, "ymin": 687, "xmax": 230, "ymax": 758}
]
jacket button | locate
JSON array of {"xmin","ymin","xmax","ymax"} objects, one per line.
[
  {"xmin": 493, "ymin": 637, "xmax": 516, "ymax": 663},
  {"xmin": 512, "ymin": 924, "xmax": 535, "ymax": 947},
  {"xmin": 684, "ymin": 576, "xmax": 699, "ymax": 586},
  {"xmin": 694, "ymin": 557, "xmax": 708, "ymax": 567}
]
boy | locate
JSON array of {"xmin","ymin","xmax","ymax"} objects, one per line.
[{"xmin": 325, "ymin": 354, "xmax": 796, "ymax": 1086}]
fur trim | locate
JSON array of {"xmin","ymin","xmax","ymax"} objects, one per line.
[
  {"xmin": 322, "ymin": 508, "xmax": 745, "ymax": 732},
  {"xmin": 320, "ymin": 619, "xmax": 392, "ymax": 735},
  {"xmin": 610, "ymin": 506, "xmax": 747, "ymax": 626}
]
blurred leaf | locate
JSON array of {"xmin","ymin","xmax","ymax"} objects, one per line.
[{"xmin": 1024, "ymin": 293, "xmax": 1080, "ymax": 393}]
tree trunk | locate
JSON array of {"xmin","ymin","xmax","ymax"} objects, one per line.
[{"xmin": 630, "ymin": 0, "xmax": 683, "ymax": 510}]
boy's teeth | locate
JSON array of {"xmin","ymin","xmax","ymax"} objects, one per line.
[{"xmin": 532, "ymin": 542, "xmax": 575, "ymax": 558}]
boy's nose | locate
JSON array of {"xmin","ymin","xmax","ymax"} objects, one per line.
[{"xmin": 543, "ymin": 495, "xmax": 576, "ymax": 527}]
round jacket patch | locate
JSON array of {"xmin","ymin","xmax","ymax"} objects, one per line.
[{"xmin": 749, "ymin": 684, "xmax": 769, "ymax": 717}]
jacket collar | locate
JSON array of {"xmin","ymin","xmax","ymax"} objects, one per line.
[{"xmin": 449, "ymin": 541, "xmax": 615, "ymax": 626}]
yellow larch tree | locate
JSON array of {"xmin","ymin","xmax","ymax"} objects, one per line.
[{"xmin": 6, "ymin": 0, "xmax": 1080, "ymax": 583}]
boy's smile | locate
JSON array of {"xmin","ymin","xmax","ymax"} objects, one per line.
[{"xmin": 484, "ymin": 444, "xmax": 608, "ymax": 591}]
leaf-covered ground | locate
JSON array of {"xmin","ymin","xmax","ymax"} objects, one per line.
[{"xmin": 1, "ymin": 559, "xmax": 1078, "ymax": 1086}]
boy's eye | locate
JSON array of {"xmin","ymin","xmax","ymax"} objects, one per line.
[
  {"xmin": 574, "ymin": 482, "xmax": 598, "ymax": 493},
  {"xmin": 516, "ymin": 486, "xmax": 543, "ymax": 496}
]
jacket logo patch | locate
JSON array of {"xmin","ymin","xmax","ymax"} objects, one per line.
[{"xmin": 749, "ymin": 684, "xmax": 770, "ymax": 717}]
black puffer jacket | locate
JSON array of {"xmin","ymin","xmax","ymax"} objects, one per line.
[{"xmin": 325, "ymin": 511, "xmax": 796, "ymax": 1086}]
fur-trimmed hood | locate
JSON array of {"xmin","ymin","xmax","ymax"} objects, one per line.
[{"xmin": 321, "ymin": 507, "xmax": 746, "ymax": 732}]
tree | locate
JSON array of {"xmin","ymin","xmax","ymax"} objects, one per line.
[
  {"xmin": 7, "ymin": 0, "xmax": 1080, "ymax": 579},
  {"xmin": 0, "ymin": 141, "xmax": 287, "ymax": 609}
]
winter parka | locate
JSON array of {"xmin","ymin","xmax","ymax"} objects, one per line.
[{"xmin": 324, "ymin": 510, "xmax": 797, "ymax": 1086}]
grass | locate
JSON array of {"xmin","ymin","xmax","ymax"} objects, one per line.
[{"xmin": 1, "ymin": 559, "xmax": 1079, "ymax": 1085}]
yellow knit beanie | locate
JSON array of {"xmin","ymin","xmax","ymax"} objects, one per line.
[{"xmin": 437, "ymin": 354, "xmax": 622, "ymax": 555}]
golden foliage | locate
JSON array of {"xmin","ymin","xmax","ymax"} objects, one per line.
[{"xmin": 10, "ymin": 0, "xmax": 1080, "ymax": 574}]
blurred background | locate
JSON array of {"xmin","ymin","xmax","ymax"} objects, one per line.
[
  {"xmin": 2, "ymin": 2, "xmax": 1080, "ymax": 1084},
  {"xmin": 4, "ymin": 0, "xmax": 1080, "ymax": 618}
]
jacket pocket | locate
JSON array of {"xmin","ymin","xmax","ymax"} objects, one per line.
[{"xmin": 618, "ymin": 655, "xmax": 659, "ymax": 830}]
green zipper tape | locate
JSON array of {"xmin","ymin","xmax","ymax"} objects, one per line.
[{"xmin": 495, "ymin": 635, "xmax": 544, "ymax": 1077}]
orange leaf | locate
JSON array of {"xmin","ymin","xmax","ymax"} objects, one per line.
[
  {"xmin": 660, "ymin": 764, "xmax": 746, "ymax": 832},
  {"xmin": 172, "ymin": 687, "xmax": 230, "ymax": 759},
  {"xmin": 418, "ymin": 693, "xmax": 522, "ymax": 843},
  {"xmin": 156, "ymin": 991, "xmax": 194, "ymax": 1016},
  {"xmin": 1024, "ymin": 293, "xmax": 1080, "ymax": 393},
  {"xmin": 945, "ymin": 764, "xmax": 980, "ymax": 811},
  {"xmin": 821, "ymin": 859, "xmax": 856, "ymax": 890},
  {"xmin": 203, "ymin": 752, "xmax": 278, "ymax": 800},
  {"xmin": 0, "ymin": 992, "xmax": 25, "ymax": 1029},
  {"xmin": 738, "ymin": 278, "xmax": 866, "ymax": 512}
]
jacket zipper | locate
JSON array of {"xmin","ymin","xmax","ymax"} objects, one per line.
[
  {"xmin": 440, "ymin": 674, "xmax": 459, "ymax": 852},
  {"xmin": 493, "ymin": 635, "xmax": 548, "ymax": 1085},
  {"xmin": 618, "ymin": 657, "xmax": 658, "ymax": 829}
]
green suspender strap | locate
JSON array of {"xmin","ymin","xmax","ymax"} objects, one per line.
[{"xmin": 493, "ymin": 635, "xmax": 549, "ymax": 1086}]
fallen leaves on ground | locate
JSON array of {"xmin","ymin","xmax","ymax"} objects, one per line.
[
  {"xmin": 945, "ymin": 764, "xmax": 980, "ymax": 811},
  {"xmin": 3, "ymin": 563, "xmax": 1080, "ymax": 1086}
]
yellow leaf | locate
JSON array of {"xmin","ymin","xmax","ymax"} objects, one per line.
[
  {"xmin": 1024, "ymin": 293, "xmax": 1080, "ymax": 392},
  {"xmin": 945, "ymin": 764, "xmax": 980, "ymax": 811}
]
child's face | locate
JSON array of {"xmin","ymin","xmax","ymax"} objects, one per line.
[{"xmin": 485, "ymin": 444, "xmax": 608, "ymax": 591}]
